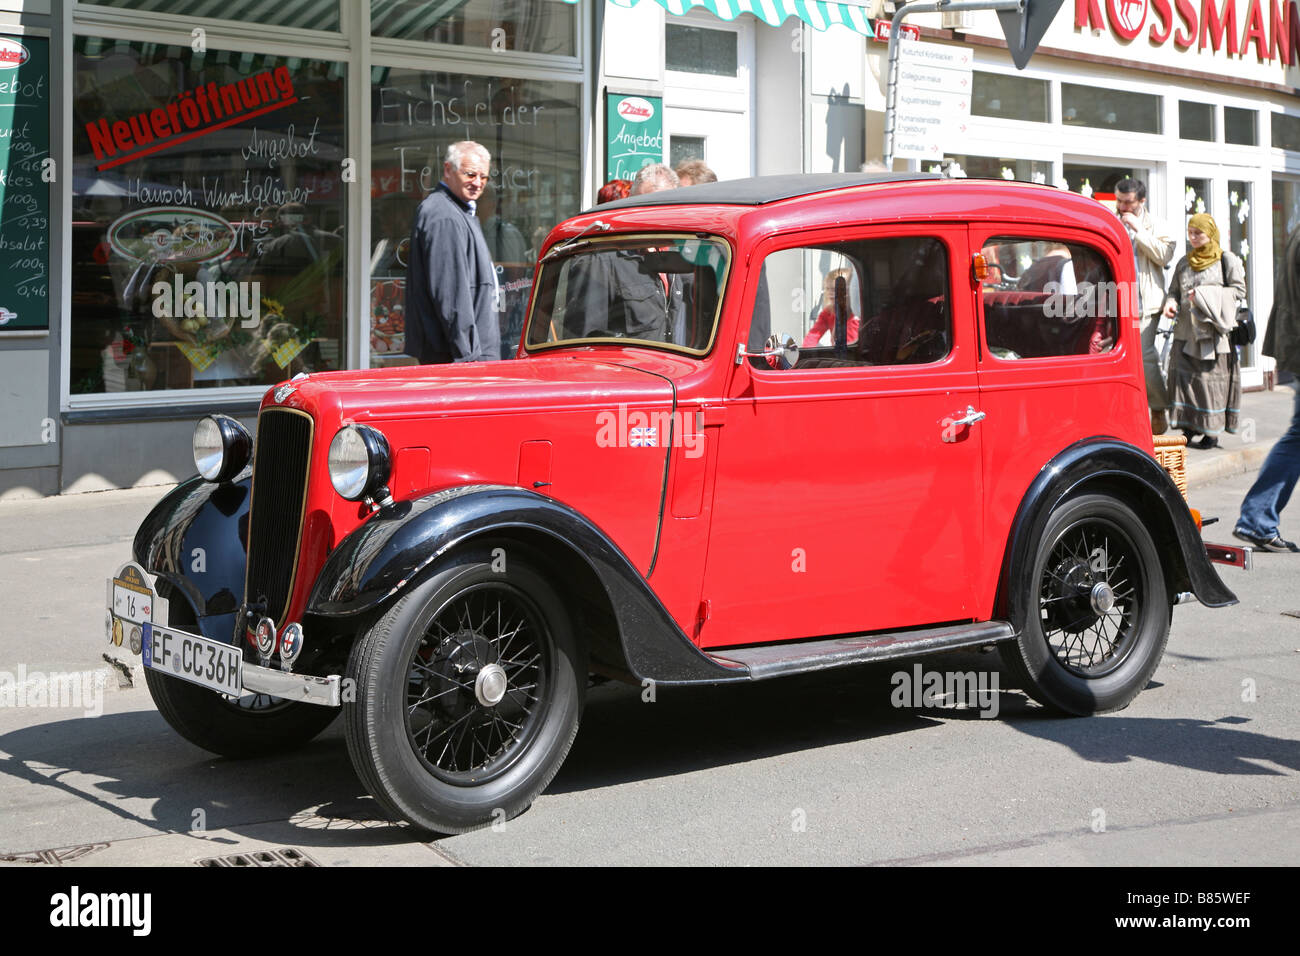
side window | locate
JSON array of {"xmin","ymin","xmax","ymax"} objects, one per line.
[
  {"xmin": 748, "ymin": 236, "xmax": 951, "ymax": 370},
  {"xmin": 980, "ymin": 237, "xmax": 1119, "ymax": 359}
]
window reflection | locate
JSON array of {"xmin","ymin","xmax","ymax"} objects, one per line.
[
  {"xmin": 70, "ymin": 39, "xmax": 347, "ymax": 394},
  {"xmin": 369, "ymin": 68, "xmax": 581, "ymax": 364}
]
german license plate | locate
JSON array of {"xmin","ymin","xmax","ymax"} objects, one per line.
[{"xmin": 142, "ymin": 623, "xmax": 242, "ymax": 697}]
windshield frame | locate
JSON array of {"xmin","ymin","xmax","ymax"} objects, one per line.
[{"xmin": 522, "ymin": 231, "xmax": 733, "ymax": 358}]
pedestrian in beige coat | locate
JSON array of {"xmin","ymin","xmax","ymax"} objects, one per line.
[{"xmin": 1116, "ymin": 178, "xmax": 1176, "ymax": 434}]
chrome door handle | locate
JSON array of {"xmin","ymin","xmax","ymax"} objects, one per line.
[{"xmin": 951, "ymin": 405, "xmax": 986, "ymax": 427}]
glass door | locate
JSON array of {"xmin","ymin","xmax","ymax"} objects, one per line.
[{"xmin": 1228, "ymin": 179, "xmax": 1256, "ymax": 367}]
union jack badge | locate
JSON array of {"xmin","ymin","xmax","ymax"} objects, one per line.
[{"xmin": 628, "ymin": 427, "xmax": 658, "ymax": 447}]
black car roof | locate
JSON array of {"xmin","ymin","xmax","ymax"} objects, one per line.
[{"xmin": 592, "ymin": 172, "xmax": 942, "ymax": 211}]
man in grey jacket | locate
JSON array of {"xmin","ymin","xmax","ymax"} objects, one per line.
[
  {"xmin": 1116, "ymin": 178, "xmax": 1176, "ymax": 433},
  {"xmin": 404, "ymin": 141, "xmax": 500, "ymax": 363}
]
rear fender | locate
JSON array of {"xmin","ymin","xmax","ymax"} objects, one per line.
[{"xmin": 999, "ymin": 439, "xmax": 1237, "ymax": 629}]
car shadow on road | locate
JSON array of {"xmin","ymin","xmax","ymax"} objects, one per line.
[
  {"xmin": 1001, "ymin": 709, "xmax": 1300, "ymax": 774},
  {"xmin": 549, "ymin": 651, "xmax": 1023, "ymax": 794},
  {"xmin": 0, "ymin": 709, "xmax": 425, "ymax": 855}
]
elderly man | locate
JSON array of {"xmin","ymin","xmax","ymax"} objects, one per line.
[
  {"xmin": 404, "ymin": 140, "xmax": 499, "ymax": 363},
  {"xmin": 631, "ymin": 163, "xmax": 679, "ymax": 196},
  {"xmin": 1115, "ymin": 177, "xmax": 1176, "ymax": 433}
]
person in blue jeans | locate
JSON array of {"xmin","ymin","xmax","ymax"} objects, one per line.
[{"xmin": 1234, "ymin": 226, "xmax": 1300, "ymax": 553}]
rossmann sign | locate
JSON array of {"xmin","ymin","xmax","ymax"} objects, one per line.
[{"xmin": 1077, "ymin": 0, "xmax": 1300, "ymax": 62}]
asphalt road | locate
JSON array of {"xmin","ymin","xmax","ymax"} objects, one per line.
[{"xmin": 0, "ymin": 473, "xmax": 1296, "ymax": 867}]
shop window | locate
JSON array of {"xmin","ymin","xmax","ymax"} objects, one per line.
[
  {"xmin": 940, "ymin": 154, "xmax": 1050, "ymax": 185},
  {"xmin": 979, "ymin": 237, "xmax": 1117, "ymax": 360},
  {"xmin": 1272, "ymin": 179, "xmax": 1300, "ymax": 268},
  {"xmin": 666, "ymin": 24, "xmax": 739, "ymax": 77},
  {"xmin": 1225, "ymin": 108, "xmax": 1257, "ymax": 145},
  {"xmin": 1179, "ymin": 101, "xmax": 1214, "ymax": 141},
  {"xmin": 370, "ymin": 68, "xmax": 582, "ymax": 365},
  {"xmin": 1062, "ymin": 84, "xmax": 1160, "ymax": 135},
  {"xmin": 1063, "ymin": 163, "xmax": 1146, "ymax": 198},
  {"xmin": 670, "ymin": 136, "xmax": 706, "ymax": 169},
  {"xmin": 1229, "ymin": 180, "xmax": 1255, "ymax": 363},
  {"xmin": 749, "ymin": 237, "xmax": 951, "ymax": 370},
  {"xmin": 84, "ymin": 0, "xmax": 340, "ymax": 30},
  {"xmin": 70, "ymin": 38, "xmax": 347, "ymax": 396},
  {"xmin": 971, "ymin": 71, "xmax": 1048, "ymax": 124},
  {"xmin": 1272, "ymin": 112, "xmax": 1300, "ymax": 152},
  {"xmin": 1184, "ymin": 178, "xmax": 1210, "ymax": 219},
  {"xmin": 371, "ymin": 0, "xmax": 576, "ymax": 57}
]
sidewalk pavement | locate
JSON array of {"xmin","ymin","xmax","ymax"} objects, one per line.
[{"xmin": 1183, "ymin": 382, "xmax": 1297, "ymax": 491}]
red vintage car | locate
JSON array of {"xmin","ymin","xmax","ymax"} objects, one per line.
[{"xmin": 106, "ymin": 173, "xmax": 1246, "ymax": 834}]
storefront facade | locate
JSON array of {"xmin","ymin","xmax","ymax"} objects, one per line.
[
  {"xmin": 2, "ymin": 0, "xmax": 1298, "ymax": 496},
  {"xmin": 1, "ymin": 0, "xmax": 591, "ymax": 496}
]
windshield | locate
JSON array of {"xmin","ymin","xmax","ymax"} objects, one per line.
[{"xmin": 525, "ymin": 235, "xmax": 730, "ymax": 353}]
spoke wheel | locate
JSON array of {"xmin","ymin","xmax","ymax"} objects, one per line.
[
  {"xmin": 405, "ymin": 583, "xmax": 550, "ymax": 785},
  {"xmin": 1003, "ymin": 494, "xmax": 1170, "ymax": 715},
  {"xmin": 1038, "ymin": 517, "xmax": 1143, "ymax": 678},
  {"xmin": 345, "ymin": 547, "xmax": 584, "ymax": 834}
]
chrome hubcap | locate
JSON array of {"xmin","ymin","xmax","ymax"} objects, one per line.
[
  {"xmin": 1090, "ymin": 581, "xmax": 1116, "ymax": 614},
  {"xmin": 475, "ymin": 663, "xmax": 508, "ymax": 707}
]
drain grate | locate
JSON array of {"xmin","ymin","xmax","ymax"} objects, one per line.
[
  {"xmin": 0, "ymin": 843, "xmax": 109, "ymax": 865},
  {"xmin": 197, "ymin": 847, "xmax": 318, "ymax": 867}
]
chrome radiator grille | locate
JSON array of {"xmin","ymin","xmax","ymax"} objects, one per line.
[{"xmin": 244, "ymin": 407, "xmax": 313, "ymax": 625}]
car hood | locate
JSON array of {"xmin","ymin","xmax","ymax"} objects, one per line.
[{"xmin": 267, "ymin": 351, "xmax": 680, "ymax": 424}]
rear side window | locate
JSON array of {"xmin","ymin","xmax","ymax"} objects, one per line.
[
  {"xmin": 749, "ymin": 236, "xmax": 951, "ymax": 370},
  {"xmin": 979, "ymin": 237, "xmax": 1119, "ymax": 359}
]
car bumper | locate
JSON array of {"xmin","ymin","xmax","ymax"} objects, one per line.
[{"xmin": 107, "ymin": 562, "xmax": 342, "ymax": 708}]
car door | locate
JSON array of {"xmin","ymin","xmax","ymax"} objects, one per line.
[
  {"xmin": 971, "ymin": 225, "xmax": 1149, "ymax": 618},
  {"xmin": 695, "ymin": 224, "xmax": 984, "ymax": 649}
]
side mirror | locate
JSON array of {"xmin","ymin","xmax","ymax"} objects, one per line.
[{"xmin": 736, "ymin": 334, "xmax": 800, "ymax": 369}]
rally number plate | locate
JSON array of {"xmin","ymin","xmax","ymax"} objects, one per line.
[{"xmin": 142, "ymin": 623, "xmax": 243, "ymax": 697}]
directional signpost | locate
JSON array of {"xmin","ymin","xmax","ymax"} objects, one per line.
[
  {"xmin": 882, "ymin": 0, "xmax": 1066, "ymax": 167},
  {"xmin": 891, "ymin": 43, "xmax": 973, "ymax": 160}
]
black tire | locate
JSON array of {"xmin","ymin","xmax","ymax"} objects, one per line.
[
  {"xmin": 1001, "ymin": 493, "xmax": 1170, "ymax": 715},
  {"xmin": 145, "ymin": 668, "xmax": 340, "ymax": 758},
  {"xmin": 344, "ymin": 547, "xmax": 585, "ymax": 834}
]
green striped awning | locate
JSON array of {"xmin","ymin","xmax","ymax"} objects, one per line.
[{"xmin": 605, "ymin": 0, "xmax": 876, "ymax": 34}]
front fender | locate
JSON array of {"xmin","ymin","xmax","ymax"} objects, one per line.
[
  {"xmin": 133, "ymin": 471, "xmax": 250, "ymax": 643},
  {"xmin": 306, "ymin": 485, "xmax": 744, "ymax": 684},
  {"xmin": 1002, "ymin": 438, "xmax": 1237, "ymax": 629}
]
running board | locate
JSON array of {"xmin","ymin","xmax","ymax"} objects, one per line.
[{"xmin": 707, "ymin": 621, "xmax": 1016, "ymax": 681}]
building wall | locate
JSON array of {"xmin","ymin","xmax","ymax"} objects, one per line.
[{"xmin": 0, "ymin": 0, "xmax": 57, "ymax": 499}]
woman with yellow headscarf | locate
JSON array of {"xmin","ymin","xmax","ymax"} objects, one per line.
[{"xmin": 1160, "ymin": 213, "xmax": 1247, "ymax": 449}]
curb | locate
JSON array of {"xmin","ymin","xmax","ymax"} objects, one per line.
[{"xmin": 1186, "ymin": 439, "xmax": 1276, "ymax": 490}]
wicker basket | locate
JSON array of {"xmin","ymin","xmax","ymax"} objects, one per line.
[{"xmin": 1152, "ymin": 434, "xmax": 1188, "ymax": 501}]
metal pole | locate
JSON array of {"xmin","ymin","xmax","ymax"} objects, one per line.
[{"xmin": 882, "ymin": 0, "xmax": 1024, "ymax": 169}]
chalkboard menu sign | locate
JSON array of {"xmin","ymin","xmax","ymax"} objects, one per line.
[
  {"xmin": 605, "ymin": 91, "xmax": 663, "ymax": 182},
  {"xmin": 0, "ymin": 34, "xmax": 49, "ymax": 333}
]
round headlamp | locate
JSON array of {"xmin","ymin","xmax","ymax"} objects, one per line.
[
  {"xmin": 328, "ymin": 425, "xmax": 392, "ymax": 501},
  {"xmin": 193, "ymin": 415, "xmax": 252, "ymax": 483}
]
